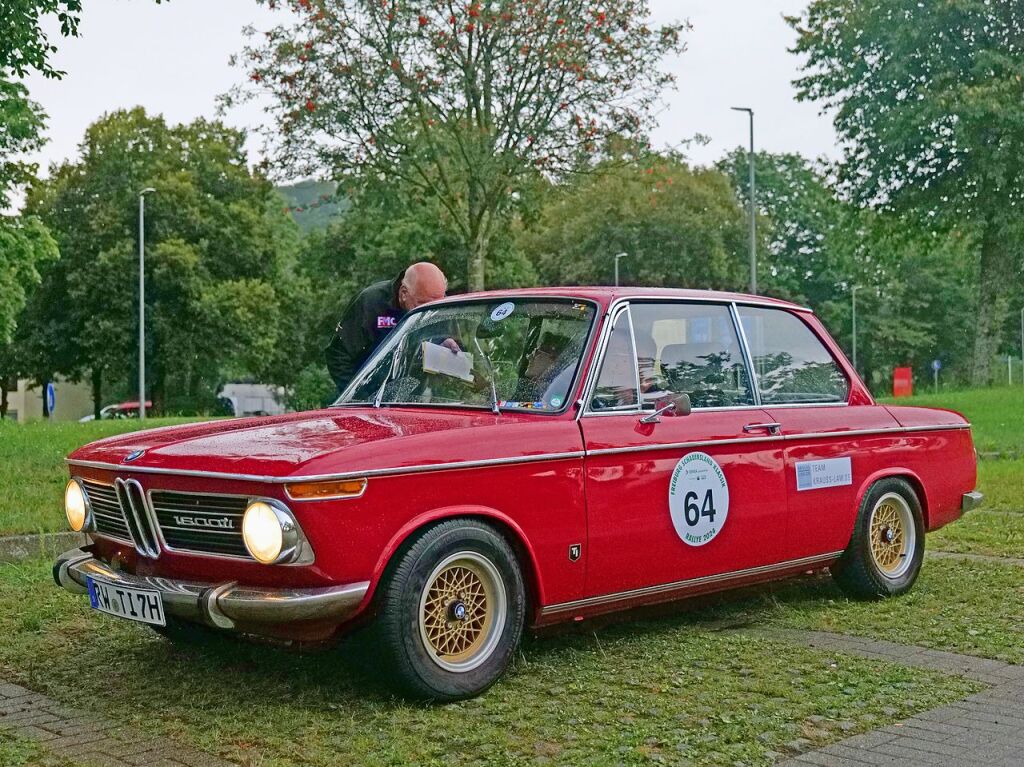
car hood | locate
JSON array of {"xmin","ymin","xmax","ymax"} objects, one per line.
[{"xmin": 68, "ymin": 408, "xmax": 580, "ymax": 479}]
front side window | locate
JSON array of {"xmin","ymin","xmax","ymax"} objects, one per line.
[
  {"xmin": 337, "ymin": 299, "xmax": 596, "ymax": 412},
  {"xmin": 737, "ymin": 307, "xmax": 849, "ymax": 404},
  {"xmin": 630, "ymin": 303, "xmax": 755, "ymax": 409}
]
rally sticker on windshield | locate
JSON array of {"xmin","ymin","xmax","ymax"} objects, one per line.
[
  {"xmin": 669, "ymin": 452, "xmax": 729, "ymax": 547},
  {"xmin": 490, "ymin": 302, "xmax": 515, "ymax": 322},
  {"xmin": 795, "ymin": 457, "xmax": 852, "ymax": 492}
]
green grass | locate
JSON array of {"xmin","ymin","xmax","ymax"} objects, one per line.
[
  {"xmin": 879, "ymin": 385, "xmax": 1024, "ymax": 455},
  {"xmin": 0, "ymin": 558, "xmax": 981, "ymax": 767},
  {"xmin": 703, "ymin": 557, "xmax": 1024, "ymax": 665},
  {"xmin": 977, "ymin": 459, "xmax": 1024, "ymax": 513},
  {"xmin": 931, "ymin": 510, "xmax": 1024, "ymax": 559},
  {"xmin": 0, "ymin": 731, "xmax": 77, "ymax": 767},
  {"xmin": 0, "ymin": 419, "xmax": 202, "ymax": 536}
]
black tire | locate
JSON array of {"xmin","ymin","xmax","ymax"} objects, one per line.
[
  {"xmin": 831, "ymin": 478, "xmax": 925, "ymax": 599},
  {"xmin": 372, "ymin": 519, "xmax": 526, "ymax": 702},
  {"xmin": 150, "ymin": 616, "xmax": 222, "ymax": 644}
]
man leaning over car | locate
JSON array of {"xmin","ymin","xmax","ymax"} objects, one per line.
[{"xmin": 326, "ymin": 262, "xmax": 453, "ymax": 395}]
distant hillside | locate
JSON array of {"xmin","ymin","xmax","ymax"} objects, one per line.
[{"xmin": 276, "ymin": 180, "xmax": 349, "ymax": 233}]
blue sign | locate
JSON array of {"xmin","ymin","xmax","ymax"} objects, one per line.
[
  {"xmin": 931, "ymin": 359, "xmax": 942, "ymax": 372},
  {"xmin": 45, "ymin": 382, "xmax": 56, "ymax": 413}
]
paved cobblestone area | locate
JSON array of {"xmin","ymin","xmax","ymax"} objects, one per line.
[
  {"xmin": 772, "ymin": 630, "xmax": 1024, "ymax": 767},
  {"xmin": 0, "ymin": 679, "xmax": 236, "ymax": 767}
]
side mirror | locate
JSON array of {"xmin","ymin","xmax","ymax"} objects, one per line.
[{"xmin": 640, "ymin": 392, "xmax": 691, "ymax": 424}]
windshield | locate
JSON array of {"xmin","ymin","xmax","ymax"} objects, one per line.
[{"xmin": 335, "ymin": 299, "xmax": 597, "ymax": 412}]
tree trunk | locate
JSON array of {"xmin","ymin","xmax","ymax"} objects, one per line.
[
  {"xmin": 971, "ymin": 222, "xmax": 1012, "ymax": 386},
  {"xmin": 468, "ymin": 235, "xmax": 487, "ymax": 292},
  {"xmin": 41, "ymin": 380, "xmax": 50, "ymax": 418},
  {"xmin": 91, "ymin": 368, "xmax": 103, "ymax": 420},
  {"xmin": 0, "ymin": 376, "xmax": 9, "ymax": 420}
]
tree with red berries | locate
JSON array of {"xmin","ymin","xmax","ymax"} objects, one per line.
[{"xmin": 232, "ymin": 0, "xmax": 687, "ymax": 290}]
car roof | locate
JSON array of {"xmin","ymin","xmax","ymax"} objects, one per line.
[{"xmin": 444, "ymin": 286, "xmax": 812, "ymax": 313}]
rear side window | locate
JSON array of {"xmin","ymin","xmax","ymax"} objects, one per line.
[{"xmin": 737, "ymin": 307, "xmax": 849, "ymax": 405}]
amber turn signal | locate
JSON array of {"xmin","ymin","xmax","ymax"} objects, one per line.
[{"xmin": 285, "ymin": 478, "xmax": 367, "ymax": 501}]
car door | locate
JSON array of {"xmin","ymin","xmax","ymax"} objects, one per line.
[
  {"xmin": 580, "ymin": 300, "xmax": 790, "ymax": 601},
  {"xmin": 735, "ymin": 305, "xmax": 902, "ymax": 561}
]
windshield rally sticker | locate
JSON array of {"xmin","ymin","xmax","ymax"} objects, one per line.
[
  {"xmin": 490, "ymin": 302, "xmax": 516, "ymax": 322},
  {"xmin": 795, "ymin": 457, "xmax": 853, "ymax": 491},
  {"xmin": 669, "ymin": 452, "xmax": 729, "ymax": 546}
]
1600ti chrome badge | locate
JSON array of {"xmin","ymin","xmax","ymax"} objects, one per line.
[
  {"xmin": 123, "ymin": 450, "xmax": 145, "ymax": 463},
  {"xmin": 568, "ymin": 544, "xmax": 582, "ymax": 562}
]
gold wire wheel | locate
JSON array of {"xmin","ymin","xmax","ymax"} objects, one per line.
[
  {"xmin": 868, "ymin": 492, "xmax": 916, "ymax": 578},
  {"xmin": 418, "ymin": 552, "xmax": 507, "ymax": 673}
]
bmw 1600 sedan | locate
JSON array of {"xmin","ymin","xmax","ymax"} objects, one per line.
[{"xmin": 54, "ymin": 288, "xmax": 982, "ymax": 700}]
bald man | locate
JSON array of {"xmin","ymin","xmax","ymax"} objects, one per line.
[{"xmin": 326, "ymin": 263, "xmax": 450, "ymax": 394}]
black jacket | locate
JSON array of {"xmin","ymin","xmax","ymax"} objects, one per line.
[{"xmin": 325, "ymin": 271, "xmax": 406, "ymax": 392}]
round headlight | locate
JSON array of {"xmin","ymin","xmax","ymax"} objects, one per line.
[
  {"xmin": 242, "ymin": 501, "xmax": 285, "ymax": 564},
  {"xmin": 65, "ymin": 480, "xmax": 88, "ymax": 532}
]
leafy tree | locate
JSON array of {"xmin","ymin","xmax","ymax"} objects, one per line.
[
  {"xmin": 789, "ymin": 1, "xmax": 1024, "ymax": 384},
  {"xmin": 718, "ymin": 149, "xmax": 843, "ymax": 307},
  {"xmin": 232, "ymin": 0, "xmax": 687, "ymax": 291},
  {"xmin": 519, "ymin": 152, "xmax": 748, "ymax": 290},
  {"xmin": 23, "ymin": 109, "xmax": 300, "ymax": 415}
]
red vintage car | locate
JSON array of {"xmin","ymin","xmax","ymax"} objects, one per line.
[{"xmin": 55, "ymin": 288, "xmax": 982, "ymax": 700}]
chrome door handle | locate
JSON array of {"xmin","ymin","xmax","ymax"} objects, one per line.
[{"xmin": 743, "ymin": 422, "xmax": 782, "ymax": 435}]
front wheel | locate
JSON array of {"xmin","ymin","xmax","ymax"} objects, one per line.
[
  {"xmin": 372, "ymin": 519, "xmax": 526, "ymax": 701},
  {"xmin": 832, "ymin": 478, "xmax": 925, "ymax": 599}
]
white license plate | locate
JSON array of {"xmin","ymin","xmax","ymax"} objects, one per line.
[{"xmin": 87, "ymin": 577, "xmax": 166, "ymax": 627}]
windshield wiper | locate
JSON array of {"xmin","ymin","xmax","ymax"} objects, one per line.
[{"xmin": 473, "ymin": 337, "xmax": 501, "ymax": 415}]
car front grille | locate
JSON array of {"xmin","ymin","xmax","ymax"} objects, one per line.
[
  {"xmin": 80, "ymin": 481, "xmax": 252, "ymax": 560},
  {"xmin": 150, "ymin": 491, "xmax": 250, "ymax": 559},
  {"xmin": 82, "ymin": 481, "xmax": 133, "ymax": 543}
]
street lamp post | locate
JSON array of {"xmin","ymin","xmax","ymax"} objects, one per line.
[
  {"xmin": 731, "ymin": 106, "xmax": 757, "ymax": 294},
  {"xmin": 138, "ymin": 188, "xmax": 156, "ymax": 420},
  {"xmin": 614, "ymin": 252, "xmax": 629, "ymax": 287},
  {"xmin": 851, "ymin": 285, "xmax": 861, "ymax": 374}
]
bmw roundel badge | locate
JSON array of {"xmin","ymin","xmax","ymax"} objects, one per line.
[{"xmin": 123, "ymin": 449, "xmax": 145, "ymax": 463}]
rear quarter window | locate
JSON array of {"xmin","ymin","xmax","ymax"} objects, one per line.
[{"xmin": 737, "ymin": 306, "xmax": 849, "ymax": 405}]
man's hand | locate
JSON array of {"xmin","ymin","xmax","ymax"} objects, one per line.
[{"xmin": 441, "ymin": 338, "xmax": 462, "ymax": 354}]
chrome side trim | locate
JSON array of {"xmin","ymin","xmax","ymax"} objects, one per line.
[
  {"xmin": 586, "ymin": 424, "xmax": 971, "ymax": 458},
  {"xmin": 66, "ymin": 424, "xmax": 968, "ymax": 485},
  {"xmin": 541, "ymin": 551, "xmax": 843, "ymax": 616},
  {"xmin": 67, "ymin": 450, "xmax": 588, "ymax": 484}
]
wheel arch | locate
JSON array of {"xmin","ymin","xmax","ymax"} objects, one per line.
[
  {"xmin": 366, "ymin": 505, "xmax": 546, "ymax": 618},
  {"xmin": 855, "ymin": 468, "xmax": 930, "ymax": 528}
]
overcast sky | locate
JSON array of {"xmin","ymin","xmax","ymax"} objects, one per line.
[{"xmin": 20, "ymin": 0, "xmax": 838, "ymax": 189}]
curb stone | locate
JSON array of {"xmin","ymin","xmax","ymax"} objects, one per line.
[
  {"xmin": 0, "ymin": 678, "xmax": 238, "ymax": 767},
  {"xmin": 927, "ymin": 549, "xmax": 1024, "ymax": 567},
  {"xmin": 0, "ymin": 532, "xmax": 85, "ymax": 565}
]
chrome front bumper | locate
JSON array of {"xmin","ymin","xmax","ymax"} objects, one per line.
[
  {"xmin": 962, "ymin": 491, "xmax": 984, "ymax": 513},
  {"xmin": 53, "ymin": 548, "xmax": 369, "ymax": 631}
]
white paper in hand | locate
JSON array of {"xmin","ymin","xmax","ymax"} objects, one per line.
[{"xmin": 421, "ymin": 342, "xmax": 474, "ymax": 383}]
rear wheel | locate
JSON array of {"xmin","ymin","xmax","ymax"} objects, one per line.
[
  {"xmin": 373, "ymin": 519, "xmax": 525, "ymax": 701},
  {"xmin": 832, "ymin": 478, "xmax": 925, "ymax": 599}
]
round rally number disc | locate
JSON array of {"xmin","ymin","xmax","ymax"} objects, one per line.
[{"xmin": 669, "ymin": 452, "xmax": 729, "ymax": 546}]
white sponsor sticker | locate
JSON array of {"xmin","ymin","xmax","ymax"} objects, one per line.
[
  {"xmin": 490, "ymin": 302, "xmax": 516, "ymax": 322},
  {"xmin": 795, "ymin": 457, "xmax": 852, "ymax": 492},
  {"xmin": 669, "ymin": 452, "xmax": 730, "ymax": 546}
]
